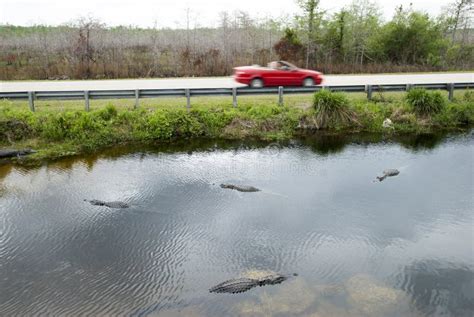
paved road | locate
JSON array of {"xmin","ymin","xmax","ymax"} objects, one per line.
[{"xmin": 1, "ymin": 72, "xmax": 472, "ymax": 92}]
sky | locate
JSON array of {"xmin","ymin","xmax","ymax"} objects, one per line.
[{"xmin": 0, "ymin": 0, "xmax": 450, "ymax": 28}]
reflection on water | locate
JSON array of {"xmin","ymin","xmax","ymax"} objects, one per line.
[
  {"xmin": 397, "ymin": 261, "xmax": 474, "ymax": 316},
  {"xmin": 0, "ymin": 131, "xmax": 473, "ymax": 316}
]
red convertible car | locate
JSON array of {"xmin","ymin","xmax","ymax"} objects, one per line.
[{"xmin": 233, "ymin": 61, "xmax": 323, "ymax": 88}]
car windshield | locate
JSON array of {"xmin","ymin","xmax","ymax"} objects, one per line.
[
  {"xmin": 280, "ymin": 61, "xmax": 297, "ymax": 69},
  {"xmin": 268, "ymin": 61, "xmax": 298, "ymax": 70}
]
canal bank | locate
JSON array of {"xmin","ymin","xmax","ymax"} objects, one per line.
[{"xmin": 1, "ymin": 91, "xmax": 472, "ymax": 165}]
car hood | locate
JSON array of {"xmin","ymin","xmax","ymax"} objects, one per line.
[
  {"xmin": 298, "ymin": 69, "xmax": 323, "ymax": 75},
  {"xmin": 233, "ymin": 66, "xmax": 265, "ymax": 71}
]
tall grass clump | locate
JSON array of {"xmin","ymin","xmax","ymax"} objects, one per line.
[
  {"xmin": 406, "ymin": 88, "xmax": 446, "ymax": 116},
  {"xmin": 463, "ymin": 89, "xmax": 473, "ymax": 102},
  {"xmin": 312, "ymin": 90, "xmax": 356, "ymax": 128}
]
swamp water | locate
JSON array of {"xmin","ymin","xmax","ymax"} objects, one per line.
[{"xmin": 0, "ymin": 133, "xmax": 473, "ymax": 316}]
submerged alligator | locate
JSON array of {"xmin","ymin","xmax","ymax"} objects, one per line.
[
  {"xmin": 220, "ymin": 184, "xmax": 260, "ymax": 192},
  {"xmin": 0, "ymin": 149, "xmax": 36, "ymax": 158},
  {"xmin": 210, "ymin": 273, "xmax": 297, "ymax": 294},
  {"xmin": 376, "ymin": 169, "xmax": 400, "ymax": 182},
  {"xmin": 84, "ymin": 199, "xmax": 130, "ymax": 209}
]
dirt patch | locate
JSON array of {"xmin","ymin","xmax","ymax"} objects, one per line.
[
  {"xmin": 222, "ymin": 118, "xmax": 255, "ymax": 138},
  {"xmin": 297, "ymin": 114, "xmax": 320, "ymax": 130},
  {"xmin": 390, "ymin": 107, "xmax": 416, "ymax": 124}
]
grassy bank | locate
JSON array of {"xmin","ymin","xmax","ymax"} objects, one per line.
[{"xmin": 1, "ymin": 90, "xmax": 472, "ymax": 164}]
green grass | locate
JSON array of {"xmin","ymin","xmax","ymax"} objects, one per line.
[
  {"xmin": 0, "ymin": 90, "xmax": 472, "ymax": 164},
  {"xmin": 313, "ymin": 90, "xmax": 356, "ymax": 128},
  {"xmin": 1, "ymin": 89, "xmax": 465, "ymax": 113},
  {"xmin": 406, "ymin": 88, "xmax": 446, "ymax": 116}
]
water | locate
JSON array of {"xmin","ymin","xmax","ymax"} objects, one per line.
[{"xmin": 0, "ymin": 133, "xmax": 473, "ymax": 317}]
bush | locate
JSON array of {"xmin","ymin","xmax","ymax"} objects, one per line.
[
  {"xmin": 406, "ymin": 88, "xmax": 446, "ymax": 116},
  {"xmin": 313, "ymin": 90, "xmax": 355, "ymax": 128},
  {"xmin": 0, "ymin": 118, "xmax": 33, "ymax": 142},
  {"xmin": 464, "ymin": 90, "xmax": 473, "ymax": 102},
  {"xmin": 434, "ymin": 102, "xmax": 474, "ymax": 126},
  {"xmin": 97, "ymin": 104, "xmax": 118, "ymax": 121}
]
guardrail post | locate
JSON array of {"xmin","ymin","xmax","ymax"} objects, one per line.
[
  {"xmin": 232, "ymin": 87, "xmax": 237, "ymax": 107},
  {"xmin": 134, "ymin": 89, "xmax": 140, "ymax": 109},
  {"xmin": 84, "ymin": 90, "xmax": 90, "ymax": 111},
  {"xmin": 28, "ymin": 91, "xmax": 35, "ymax": 112},
  {"xmin": 447, "ymin": 83, "xmax": 454, "ymax": 101},
  {"xmin": 406, "ymin": 84, "xmax": 412, "ymax": 92},
  {"xmin": 366, "ymin": 85, "xmax": 373, "ymax": 101},
  {"xmin": 185, "ymin": 89, "xmax": 191, "ymax": 111},
  {"xmin": 278, "ymin": 86, "xmax": 284, "ymax": 106}
]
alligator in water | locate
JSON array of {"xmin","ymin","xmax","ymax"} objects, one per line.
[
  {"xmin": 0, "ymin": 149, "xmax": 36, "ymax": 158},
  {"xmin": 220, "ymin": 184, "xmax": 260, "ymax": 192},
  {"xmin": 84, "ymin": 199, "xmax": 130, "ymax": 209},
  {"xmin": 209, "ymin": 273, "xmax": 297, "ymax": 294},
  {"xmin": 376, "ymin": 169, "xmax": 400, "ymax": 182}
]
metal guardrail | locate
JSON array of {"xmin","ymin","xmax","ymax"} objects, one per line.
[{"xmin": 0, "ymin": 82, "xmax": 472, "ymax": 112}]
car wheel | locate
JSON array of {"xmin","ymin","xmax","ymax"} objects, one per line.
[
  {"xmin": 303, "ymin": 77, "xmax": 315, "ymax": 87},
  {"xmin": 250, "ymin": 78, "xmax": 264, "ymax": 88}
]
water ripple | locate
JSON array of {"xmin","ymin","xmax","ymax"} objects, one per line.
[{"xmin": 1, "ymin": 134, "xmax": 473, "ymax": 316}]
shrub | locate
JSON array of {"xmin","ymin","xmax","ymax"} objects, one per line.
[
  {"xmin": 463, "ymin": 90, "xmax": 473, "ymax": 102},
  {"xmin": 312, "ymin": 90, "xmax": 355, "ymax": 128},
  {"xmin": 406, "ymin": 88, "xmax": 446, "ymax": 116},
  {"xmin": 0, "ymin": 118, "xmax": 33, "ymax": 142},
  {"xmin": 97, "ymin": 104, "xmax": 118, "ymax": 121},
  {"xmin": 191, "ymin": 108, "xmax": 235, "ymax": 136},
  {"xmin": 245, "ymin": 104, "xmax": 283, "ymax": 119},
  {"xmin": 434, "ymin": 102, "xmax": 474, "ymax": 126}
]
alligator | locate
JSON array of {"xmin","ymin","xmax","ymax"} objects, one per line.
[
  {"xmin": 209, "ymin": 273, "xmax": 297, "ymax": 294},
  {"xmin": 0, "ymin": 149, "xmax": 36, "ymax": 158},
  {"xmin": 376, "ymin": 169, "xmax": 400, "ymax": 182},
  {"xmin": 84, "ymin": 199, "xmax": 130, "ymax": 209},
  {"xmin": 220, "ymin": 184, "xmax": 260, "ymax": 192}
]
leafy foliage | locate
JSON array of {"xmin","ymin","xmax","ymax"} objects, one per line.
[
  {"xmin": 2, "ymin": 1, "xmax": 473, "ymax": 80},
  {"xmin": 312, "ymin": 90, "xmax": 356, "ymax": 128},
  {"xmin": 369, "ymin": 11, "xmax": 447, "ymax": 66},
  {"xmin": 406, "ymin": 88, "xmax": 446, "ymax": 116},
  {"xmin": 0, "ymin": 92, "xmax": 471, "ymax": 163}
]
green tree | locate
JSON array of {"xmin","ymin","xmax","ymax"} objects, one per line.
[
  {"xmin": 439, "ymin": 0, "xmax": 474, "ymax": 67},
  {"xmin": 343, "ymin": 0, "xmax": 382, "ymax": 65},
  {"xmin": 370, "ymin": 9, "xmax": 447, "ymax": 65},
  {"xmin": 321, "ymin": 10, "xmax": 347, "ymax": 64},
  {"xmin": 296, "ymin": 0, "xmax": 322, "ymax": 68}
]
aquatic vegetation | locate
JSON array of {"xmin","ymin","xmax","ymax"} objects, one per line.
[{"xmin": 345, "ymin": 274, "xmax": 411, "ymax": 317}]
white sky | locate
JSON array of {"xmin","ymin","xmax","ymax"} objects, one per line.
[{"xmin": 0, "ymin": 0, "xmax": 449, "ymax": 28}]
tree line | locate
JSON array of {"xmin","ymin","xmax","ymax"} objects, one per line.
[{"xmin": 0, "ymin": 0, "xmax": 472, "ymax": 80}]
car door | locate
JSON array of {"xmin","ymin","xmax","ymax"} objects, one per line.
[
  {"xmin": 271, "ymin": 69, "xmax": 288, "ymax": 86},
  {"xmin": 262, "ymin": 68, "xmax": 281, "ymax": 86},
  {"xmin": 274, "ymin": 63, "xmax": 301, "ymax": 86},
  {"xmin": 282, "ymin": 68, "xmax": 303, "ymax": 86}
]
